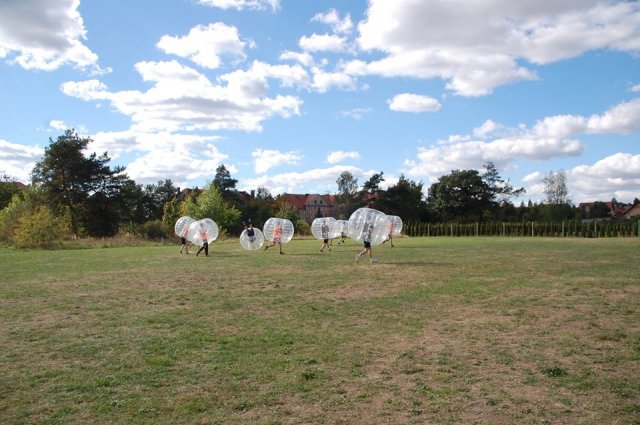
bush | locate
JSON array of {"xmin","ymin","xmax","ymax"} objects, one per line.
[
  {"xmin": 295, "ymin": 219, "xmax": 311, "ymax": 236},
  {"xmin": 11, "ymin": 206, "xmax": 71, "ymax": 248},
  {"xmin": 0, "ymin": 190, "xmax": 46, "ymax": 242},
  {"xmin": 141, "ymin": 220, "xmax": 170, "ymax": 240}
]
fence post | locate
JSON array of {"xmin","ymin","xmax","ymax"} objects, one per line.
[
  {"xmin": 427, "ymin": 223, "xmax": 430, "ymax": 237},
  {"xmin": 476, "ymin": 222, "xmax": 479, "ymax": 237},
  {"xmin": 531, "ymin": 221, "xmax": 534, "ymax": 237},
  {"xmin": 562, "ymin": 221, "xmax": 565, "ymax": 238}
]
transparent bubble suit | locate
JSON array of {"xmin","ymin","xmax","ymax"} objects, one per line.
[
  {"xmin": 174, "ymin": 216, "xmax": 195, "ymax": 238},
  {"xmin": 311, "ymin": 217, "xmax": 339, "ymax": 240},
  {"xmin": 187, "ymin": 218, "xmax": 219, "ymax": 246},
  {"xmin": 239, "ymin": 227, "xmax": 265, "ymax": 250},
  {"xmin": 263, "ymin": 217, "xmax": 295, "ymax": 243},
  {"xmin": 386, "ymin": 215, "xmax": 403, "ymax": 236},
  {"xmin": 347, "ymin": 207, "xmax": 388, "ymax": 246},
  {"xmin": 335, "ymin": 219, "xmax": 349, "ymax": 236}
]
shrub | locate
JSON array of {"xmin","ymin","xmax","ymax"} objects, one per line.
[
  {"xmin": 141, "ymin": 220, "xmax": 170, "ymax": 240},
  {"xmin": 295, "ymin": 219, "xmax": 311, "ymax": 236},
  {"xmin": 11, "ymin": 206, "xmax": 71, "ymax": 248}
]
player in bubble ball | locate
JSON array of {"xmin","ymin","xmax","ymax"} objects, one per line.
[
  {"xmin": 355, "ymin": 220, "xmax": 376, "ymax": 264},
  {"xmin": 320, "ymin": 219, "xmax": 332, "ymax": 252},
  {"xmin": 264, "ymin": 222, "xmax": 285, "ymax": 255}
]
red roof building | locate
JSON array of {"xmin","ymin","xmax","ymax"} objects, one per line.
[
  {"xmin": 578, "ymin": 198, "xmax": 631, "ymax": 218},
  {"xmin": 282, "ymin": 193, "xmax": 339, "ymax": 223},
  {"xmin": 623, "ymin": 203, "xmax": 640, "ymax": 219}
]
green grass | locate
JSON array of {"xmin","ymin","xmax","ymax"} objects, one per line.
[{"xmin": 1, "ymin": 237, "xmax": 639, "ymax": 424}]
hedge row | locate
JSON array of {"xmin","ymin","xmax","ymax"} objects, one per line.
[{"xmin": 403, "ymin": 221, "xmax": 640, "ymax": 238}]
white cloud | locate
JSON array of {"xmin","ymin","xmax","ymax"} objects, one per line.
[
  {"xmin": 404, "ymin": 137, "xmax": 583, "ymax": 181},
  {"xmin": 473, "ymin": 120, "xmax": 501, "ymax": 139},
  {"xmin": 327, "ymin": 150, "xmax": 360, "ymax": 164},
  {"xmin": 310, "ymin": 68, "xmax": 355, "ymax": 92},
  {"xmin": 299, "ymin": 33, "xmax": 347, "ymax": 52},
  {"xmin": 350, "ymin": 0, "xmax": 640, "ymax": 96},
  {"xmin": 339, "ymin": 108, "xmax": 372, "ymax": 120},
  {"xmin": 157, "ymin": 22, "xmax": 251, "ymax": 69},
  {"xmin": 279, "ymin": 50, "xmax": 315, "ymax": 67},
  {"xmin": 0, "ymin": 0, "xmax": 100, "ymax": 72},
  {"xmin": 49, "ymin": 120, "xmax": 68, "ymax": 131},
  {"xmin": 251, "ymin": 148, "xmax": 303, "ymax": 174},
  {"xmin": 403, "ymin": 97, "xmax": 640, "ymax": 184},
  {"xmin": 586, "ymin": 98, "xmax": 640, "ymax": 134},
  {"xmin": 312, "ymin": 9, "xmax": 353, "ymax": 34},
  {"xmin": 569, "ymin": 153, "xmax": 640, "ymax": 202},
  {"xmin": 0, "ymin": 139, "xmax": 44, "ymax": 182},
  {"xmin": 125, "ymin": 144, "xmax": 229, "ymax": 185},
  {"xmin": 533, "ymin": 114, "xmax": 587, "ymax": 138},
  {"xmin": 196, "ymin": 0, "xmax": 279, "ymax": 11},
  {"xmin": 631, "ymin": 84, "xmax": 640, "ymax": 93},
  {"xmin": 388, "ymin": 93, "xmax": 441, "ymax": 113},
  {"xmin": 89, "ymin": 130, "xmax": 227, "ymax": 185},
  {"xmin": 62, "ymin": 60, "xmax": 304, "ymax": 133},
  {"xmin": 241, "ymin": 165, "xmax": 372, "ymax": 195}
]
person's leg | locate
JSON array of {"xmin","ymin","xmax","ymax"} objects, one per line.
[
  {"xmin": 204, "ymin": 242, "xmax": 209, "ymax": 256},
  {"xmin": 279, "ymin": 242, "xmax": 284, "ymax": 254}
]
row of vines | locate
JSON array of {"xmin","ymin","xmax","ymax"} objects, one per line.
[{"xmin": 403, "ymin": 221, "xmax": 640, "ymax": 238}]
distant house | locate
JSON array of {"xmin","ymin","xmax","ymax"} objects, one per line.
[
  {"xmin": 282, "ymin": 193, "xmax": 339, "ymax": 223},
  {"xmin": 578, "ymin": 198, "xmax": 631, "ymax": 218},
  {"xmin": 624, "ymin": 203, "xmax": 640, "ymax": 220}
]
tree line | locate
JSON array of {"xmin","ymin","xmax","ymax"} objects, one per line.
[{"xmin": 0, "ymin": 130, "xmax": 637, "ymax": 247}]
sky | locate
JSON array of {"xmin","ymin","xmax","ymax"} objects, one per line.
[{"xmin": 1, "ymin": 0, "xmax": 639, "ymax": 204}]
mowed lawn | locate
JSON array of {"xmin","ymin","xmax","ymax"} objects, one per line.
[{"xmin": 1, "ymin": 237, "xmax": 638, "ymax": 425}]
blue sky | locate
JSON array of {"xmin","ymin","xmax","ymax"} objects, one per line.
[{"xmin": 1, "ymin": 0, "xmax": 639, "ymax": 204}]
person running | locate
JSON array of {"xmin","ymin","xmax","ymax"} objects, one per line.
[
  {"xmin": 320, "ymin": 219, "xmax": 331, "ymax": 252},
  {"xmin": 381, "ymin": 218, "xmax": 395, "ymax": 247},
  {"xmin": 355, "ymin": 222, "xmax": 375, "ymax": 264},
  {"xmin": 195, "ymin": 223, "xmax": 209, "ymax": 257},
  {"xmin": 179, "ymin": 226, "xmax": 190, "ymax": 254},
  {"xmin": 264, "ymin": 222, "xmax": 284, "ymax": 254}
]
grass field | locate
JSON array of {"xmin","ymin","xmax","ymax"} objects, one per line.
[{"xmin": 1, "ymin": 237, "xmax": 639, "ymax": 424}]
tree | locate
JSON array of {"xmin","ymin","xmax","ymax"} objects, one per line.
[
  {"xmin": 336, "ymin": 171, "xmax": 359, "ymax": 218},
  {"xmin": 374, "ymin": 175, "xmax": 426, "ymax": 222},
  {"xmin": 427, "ymin": 169, "xmax": 491, "ymax": 222},
  {"xmin": 184, "ymin": 182, "xmax": 242, "ymax": 235},
  {"xmin": 482, "ymin": 162, "xmax": 525, "ymax": 201},
  {"xmin": 142, "ymin": 179, "xmax": 179, "ymax": 221},
  {"xmin": 30, "ymin": 129, "xmax": 127, "ymax": 235},
  {"xmin": 255, "ymin": 186, "xmax": 272, "ymax": 200},
  {"xmin": 362, "ymin": 171, "xmax": 384, "ymax": 195},
  {"xmin": 213, "ymin": 164, "xmax": 238, "ymax": 195},
  {"xmin": 0, "ymin": 174, "xmax": 23, "ymax": 210},
  {"xmin": 588, "ymin": 201, "xmax": 611, "ymax": 219},
  {"xmin": 543, "ymin": 170, "xmax": 569, "ymax": 205}
]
